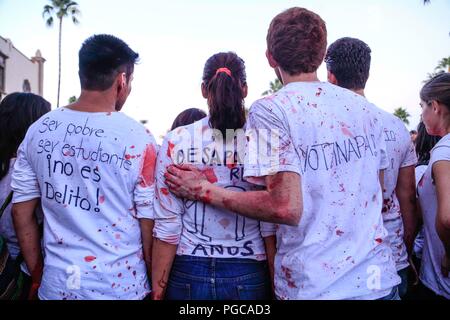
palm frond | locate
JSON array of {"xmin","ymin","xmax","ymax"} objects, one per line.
[
  {"xmin": 42, "ymin": 4, "xmax": 54, "ymax": 18},
  {"xmin": 45, "ymin": 16, "xmax": 54, "ymax": 27}
]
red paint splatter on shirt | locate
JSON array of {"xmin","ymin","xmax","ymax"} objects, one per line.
[
  {"xmin": 418, "ymin": 176, "xmax": 425, "ymax": 188},
  {"xmin": 336, "ymin": 230, "xmax": 344, "ymax": 236},
  {"xmin": 140, "ymin": 144, "xmax": 157, "ymax": 187},
  {"xmin": 167, "ymin": 141, "xmax": 175, "ymax": 158},
  {"xmin": 160, "ymin": 188, "xmax": 170, "ymax": 196},
  {"xmin": 84, "ymin": 256, "xmax": 97, "ymax": 263},
  {"xmin": 375, "ymin": 238, "xmax": 383, "ymax": 244},
  {"xmin": 341, "ymin": 127, "xmax": 353, "ymax": 138},
  {"xmin": 316, "ymin": 88, "xmax": 323, "ymax": 96},
  {"xmin": 99, "ymin": 196, "xmax": 105, "ymax": 204},
  {"xmin": 219, "ymin": 218, "xmax": 231, "ymax": 229}
]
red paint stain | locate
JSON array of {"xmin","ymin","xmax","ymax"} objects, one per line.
[
  {"xmin": 167, "ymin": 141, "xmax": 175, "ymax": 158},
  {"xmin": 219, "ymin": 218, "xmax": 231, "ymax": 229},
  {"xmin": 115, "ymin": 233, "xmax": 121, "ymax": 240},
  {"xmin": 316, "ymin": 88, "xmax": 323, "ymax": 96},
  {"xmin": 200, "ymin": 190, "xmax": 212, "ymax": 204},
  {"xmin": 336, "ymin": 230, "xmax": 344, "ymax": 236},
  {"xmin": 201, "ymin": 168, "xmax": 218, "ymax": 184},
  {"xmin": 160, "ymin": 188, "xmax": 170, "ymax": 196},
  {"xmin": 125, "ymin": 154, "xmax": 132, "ymax": 160},
  {"xmin": 140, "ymin": 144, "xmax": 157, "ymax": 187},
  {"xmin": 418, "ymin": 176, "xmax": 425, "ymax": 187},
  {"xmin": 118, "ymin": 273, "xmax": 122, "ymax": 278},
  {"xmin": 375, "ymin": 238, "xmax": 383, "ymax": 244},
  {"xmin": 226, "ymin": 162, "xmax": 237, "ymax": 170},
  {"xmin": 130, "ymin": 145, "xmax": 135, "ymax": 149},
  {"xmin": 341, "ymin": 127, "xmax": 353, "ymax": 138},
  {"xmin": 99, "ymin": 196, "xmax": 105, "ymax": 204},
  {"xmin": 84, "ymin": 256, "xmax": 97, "ymax": 263}
]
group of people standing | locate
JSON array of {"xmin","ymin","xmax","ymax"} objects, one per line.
[{"xmin": 0, "ymin": 7, "xmax": 449, "ymax": 300}]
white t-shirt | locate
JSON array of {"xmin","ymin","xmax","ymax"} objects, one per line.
[
  {"xmin": 375, "ymin": 110, "xmax": 417, "ymax": 271},
  {"xmin": 413, "ymin": 165, "xmax": 428, "ymax": 259},
  {"xmin": 11, "ymin": 108, "xmax": 157, "ymax": 300},
  {"xmin": 417, "ymin": 133, "xmax": 450, "ymax": 298},
  {"xmin": 153, "ymin": 117, "xmax": 274, "ymax": 260},
  {"xmin": 244, "ymin": 82, "xmax": 400, "ymax": 300}
]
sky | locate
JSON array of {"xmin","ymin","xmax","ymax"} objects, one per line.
[{"xmin": 0, "ymin": 0, "xmax": 449, "ymax": 141}]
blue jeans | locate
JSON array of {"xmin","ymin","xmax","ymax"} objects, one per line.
[
  {"xmin": 165, "ymin": 255, "xmax": 271, "ymax": 300},
  {"xmin": 397, "ymin": 267, "xmax": 409, "ymax": 298},
  {"xmin": 377, "ymin": 287, "xmax": 401, "ymax": 300}
]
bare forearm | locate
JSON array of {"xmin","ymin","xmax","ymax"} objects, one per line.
[
  {"xmin": 12, "ymin": 203, "xmax": 43, "ymax": 283},
  {"xmin": 151, "ymin": 238, "xmax": 177, "ymax": 300},
  {"xmin": 140, "ymin": 219, "xmax": 154, "ymax": 276},
  {"xmin": 398, "ymin": 192, "xmax": 418, "ymax": 255},
  {"xmin": 206, "ymin": 185, "xmax": 296, "ymax": 225}
]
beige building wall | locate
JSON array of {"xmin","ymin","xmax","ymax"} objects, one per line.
[{"xmin": 0, "ymin": 36, "xmax": 45, "ymax": 99}]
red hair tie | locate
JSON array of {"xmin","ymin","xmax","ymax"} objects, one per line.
[{"xmin": 215, "ymin": 67, "xmax": 232, "ymax": 77}]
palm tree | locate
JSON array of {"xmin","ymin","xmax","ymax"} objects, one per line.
[
  {"xmin": 43, "ymin": 0, "xmax": 80, "ymax": 108},
  {"xmin": 436, "ymin": 57, "xmax": 450, "ymax": 73},
  {"xmin": 262, "ymin": 79, "xmax": 283, "ymax": 96},
  {"xmin": 393, "ymin": 107, "xmax": 411, "ymax": 125},
  {"xmin": 425, "ymin": 56, "xmax": 450, "ymax": 82}
]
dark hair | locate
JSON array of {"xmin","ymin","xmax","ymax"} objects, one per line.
[
  {"xmin": 170, "ymin": 108, "xmax": 207, "ymax": 131},
  {"xmin": 410, "ymin": 130, "xmax": 417, "ymax": 135},
  {"xmin": 325, "ymin": 37, "xmax": 372, "ymax": 90},
  {"xmin": 415, "ymin": 121, "xmax": 441, "ymax": 166},
  {"xmin": 420, "ymin": 73, "xmax": 450, "ymax": 111},
  {"xmin": 202, "ymin": 52, "xmax": 247, "ymax": 135},
  {"xmin": 79, "ymin": 34, "xmax": 139, "ymax": 91},
  {"xmin": 267, "ymin": 7, "xmax": 327, "ymax": 75},
  {"xmin": 0, "ymin": 93, "xmax": 51, "ymax": 179}
]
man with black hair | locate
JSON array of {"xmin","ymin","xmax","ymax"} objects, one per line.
[
  {"xmin": 11, "ymin": 34, "xmax": 157, "ymax": 300},
  {"xmin": 325, "ymin": 37, "xmax": 418, "ymax": 298}
]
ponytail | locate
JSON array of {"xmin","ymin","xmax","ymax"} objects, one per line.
[{"xmin": 202, "ymin": 52, "xmax": 247, "ymax": 136}]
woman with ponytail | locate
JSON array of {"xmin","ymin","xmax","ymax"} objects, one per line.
[
  {"xmin": 416, "ymin": 73, "xmax": 450, "ymax": 299},
  {"xmin": 151, "ymin": 52, "xmax": 275, "ymax": 300}
]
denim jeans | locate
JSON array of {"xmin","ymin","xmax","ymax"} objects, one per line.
[
  {"xmin": 397, "ymin": 267, "xmax": 409, "ymax": 298},
  {"xmin": 165, "ymin": 255, "xmax": 272, "ymax": 300},
  {"xmin": 376, "ymin": 286, "xmax": 401, "ymax": 300}
]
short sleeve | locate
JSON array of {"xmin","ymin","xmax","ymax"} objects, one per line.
[
  {"xmin": 260, "ymin": 221, "xmax": 276, "ymax": 238},
  {"xmin": 244, "ymin": 100, "xmax": 302, "ymax": 183},
  {"xmin": 11, "ymin": 133, "xmax": 40, "ymax": 203},
  {"xmin": 430, "ymin": 139, "xmax": 450, "ymax": 166},
  {"xmin": 133, "ymin": 134, "xmax": 158, "ymax": 219},
  {"xmin": 401, "ymin": 141, "xmax": 418, "ymax": 168},
  {"xmin": 152, "ymin": 133, "xmax": 184, "ymax": 245}
]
